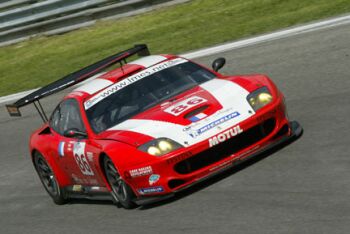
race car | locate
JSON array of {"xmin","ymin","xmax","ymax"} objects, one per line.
[{"xmin": 6, "ymin": 45, "xmax": 302, "ymax": 209}]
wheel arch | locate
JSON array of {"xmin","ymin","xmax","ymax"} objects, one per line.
[
  {"xmin": 97, "ymin": 151, "xmax": 138, "ymax": 195},
  {"xmin": 31, "ymin": 148, "xmax": 71, "ymax": 187},
  {"xmin": 98, "ymin": 152, "xmax": 110, "ymax": 189}
]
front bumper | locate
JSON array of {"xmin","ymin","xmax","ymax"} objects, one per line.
[
  {"xmin": 133, "ymin": 120, "xmax": 302, "ymax": 206},
  {"xmin": 125, "ymin": 92, "xmax": 302, "ymax": 205}
]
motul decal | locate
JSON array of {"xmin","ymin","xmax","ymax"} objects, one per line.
[{"xmin": 208, "ymin": 125, "xmax": 243, "ymax": 147}]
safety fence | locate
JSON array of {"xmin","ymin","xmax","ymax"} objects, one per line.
[{"xmin": 0, "ymin": 0, "xmax": 188, "ymax": 47}]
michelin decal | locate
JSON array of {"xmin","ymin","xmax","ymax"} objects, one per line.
[
  {"xmin": 138, "ymin": 186, "xmax": 164, "ymax": 195},
  {"xmin": 184, "ymin": 111, "xmax": 240, "ymax": 138}
]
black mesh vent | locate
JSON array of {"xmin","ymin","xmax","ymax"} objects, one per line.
[{"xmin": 174, "ymin": 118, "xmax": 276, "ymax": 174}]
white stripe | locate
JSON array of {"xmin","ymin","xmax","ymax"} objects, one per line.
[
  {"xmin": 129, "ymin": 55, "xmax": 167, "ymax": 68},
  {"xmin": 199, "ymin": 79, "xmax": 254, "ymax": 124},
  {"xmin": 2, "ymin": 14, "xmax": 350, "ymax": 104},
  {"xmin": 108, "ymin": 79, "xmax": 254, "ymax": 146},
  {"xmin": 73, "ymin": 78, "xmax": 113, "ymax": 95}
]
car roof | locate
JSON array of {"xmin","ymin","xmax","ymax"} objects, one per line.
[{"xmin": 66, "ymin": 54, "xmax": 178, "ymax": 101}]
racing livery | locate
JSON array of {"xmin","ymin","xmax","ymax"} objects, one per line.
[{"xmin": 6, "ymin": 45, "xmax": 302, "ymax": 208}]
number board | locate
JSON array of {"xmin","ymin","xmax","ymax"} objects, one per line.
[{"xmin": 73, "ymin": 142, "xmax": 94, "ymax": 176}]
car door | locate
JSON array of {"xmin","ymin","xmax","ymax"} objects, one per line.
[{"xmin": 49, "ymin": 98, "xmax": 104, "ymax": 186}]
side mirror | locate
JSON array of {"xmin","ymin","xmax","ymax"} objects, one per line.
[
  {"xmin": 64, "ymin": 128, "xmax": 87, "ymax": 139},
  {"xmin": 212, "ymin": 57, "xmax": 226, "ymax": 72}
]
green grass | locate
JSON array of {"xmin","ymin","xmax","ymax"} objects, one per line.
[{"xmin": 1, "ymin": 0, "xmax": 350, "ymax": 96}]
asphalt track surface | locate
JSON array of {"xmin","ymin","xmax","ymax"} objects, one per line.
[{"xmin": 1, "ymin": 22, "xmax": 350, "ymax": 234}]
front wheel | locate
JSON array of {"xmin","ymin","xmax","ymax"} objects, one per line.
[
  {"xmin": 103, "ymin": 156, "xmax": 136, "ymax": 209},
  {"xmin": 33, "ymin": 152, "xmax": 67, "ymax": 205}
]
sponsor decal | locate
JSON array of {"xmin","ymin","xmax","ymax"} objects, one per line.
[
  {"xmin": 67, "ymin": 141, "xmax": 74, "ymax": 152},
  {"xmin": 184, "ymin": 111, "xmax": 240, "ymax": 138},
  {"xmin": 149, "ymin": 174, "xmax": 160, "ymax": 185},
  {"xmin": 90, "ymin": 186, "xmax": 108, "ymax": 192},
  {"xmin": 90, "ymin": 186, "xmax": 100, "ymax": 191},
  {"xmin": 86, "ymin": 152, "xmax": 94, "ymax": 162},
  {"xmin": 166, "ymin": 152, "xmax": 193, "ymax": 164},
  {"xmin": 72, "ymin": 185, "xmax": 83, "ymax": 192},
  {"xmin": 238, "ymin": 145, "xmax": 260, "ymax": 159},
  {"xmin": 73, "ymin": 142, "xmax": 94, "ymax": 176},
  {"xmin": 164, "ymin": 96, "xmax": 207, "ymax": 116},
  {"xmin": 209, "ymin": 157, "xmax": 237, "ymax": 172},
  {"xmin": 189, "ymin": 112, "xmax": 207, "ymax": 122},
  {"xmin": 129, "ymin": 166, "xmax": 153, "ymax": 178},
  {"xmin": 58, "ymin": 141, "xmax": 65, "ymax": 157},
  {"xmin": 209, "ymin": 125, "xmax": 243, "ymax": 147},
  {"xmin": 138, "ymin": 186, "xmax": 164, "ymax": 195},
  {"xmin": 88, "ymin": 179, "xmax": 98, "ymax": 184},
  {"xmin": 84, "ymin": 58, "xmax": 187, "ymax": 109},
  {"xmin": 84, "ymin": 97, "xmax": 99, "ymax": 109},
  {"xmin": 71, "ymin": 173, "xmax": 83, "ymax": 183}
]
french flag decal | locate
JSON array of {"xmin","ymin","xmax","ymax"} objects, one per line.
[
  {"xmin": 189, "ymin": 113, "xmax": 207, "ymax": 122},
  {"xmin": 58, "ymin": 142, "xmax": 65, "ymax": 157}
]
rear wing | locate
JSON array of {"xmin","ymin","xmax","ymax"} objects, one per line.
[{"xmin": 5, "ymin": 44, "xmax": 150, "ymax": 121}]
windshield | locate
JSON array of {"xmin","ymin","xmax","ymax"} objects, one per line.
[{"xmin": 85, "ymin": 60, "xmax": 216, "ymax": 133}]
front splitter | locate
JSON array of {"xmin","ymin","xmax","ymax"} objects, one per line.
[{"xmin": 134, "ymin": 120, "xmax": 303, "ymax": 206}]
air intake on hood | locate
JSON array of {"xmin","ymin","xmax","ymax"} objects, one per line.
[{"xmin": 184, "ymin": 105, "xmax": 209, "ymax": 119}]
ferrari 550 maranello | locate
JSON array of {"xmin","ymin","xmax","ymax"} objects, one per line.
[{"xmin": 6, "ymin": 45, "xmax": 302, "ymax": 208}]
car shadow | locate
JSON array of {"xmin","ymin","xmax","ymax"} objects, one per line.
[
  {"xmin": 67, "ymin": 198, "xmax": 114, "ymax": 206},
  {"xmin": 139, "ymin": 132, "xmax": 303, "ymax": 210}
]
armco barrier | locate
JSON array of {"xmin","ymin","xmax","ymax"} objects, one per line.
[
  {"xmin": 0, "ymin": 0, "xmax": 187, "ymax": 47},
  {"xmin": 0, "ymin": 0, "xmax": 111, "ymax": 31},
  {"xmin": 0, "ymin": 0, "xmax": 35, "ymax": 12}
]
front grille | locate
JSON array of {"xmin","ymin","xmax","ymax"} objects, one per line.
[
  {"xmin": 273, "ymin": 123, "xmax": 289, "ymax": 140},
  {"xmin": 174, "ymin": 118, "xmax": 276, "ymax": 174}
]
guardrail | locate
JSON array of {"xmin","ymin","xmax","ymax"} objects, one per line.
[
  {"xmin": 0, "ymin": 0, "xmax": 112, "ymax": 31},
  {"xmin": 0, "ymin": 0, "xmax": 35, "ymax": 12},
  {"xmin": 0, "ymin": 0, "xmax": 188, "ymax": 47}
]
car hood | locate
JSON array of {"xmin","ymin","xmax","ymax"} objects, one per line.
[{"xmin": 97, "ymin": 78, "xmax": 256, "ymax": 147}]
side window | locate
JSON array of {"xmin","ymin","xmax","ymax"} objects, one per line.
[{"xmin": 50, "ymin": 99, "xmax": 85, "ymax": 136}]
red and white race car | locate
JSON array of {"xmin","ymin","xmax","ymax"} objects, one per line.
[{"xmin": 6, "ymin": 45, "xmax": 302, "ymax": 209}]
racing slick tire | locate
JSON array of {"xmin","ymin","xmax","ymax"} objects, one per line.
[
  {"xmin": 33, "ymin": 152, "xmax": 67, "ymax": 205},
  {"xmin": 103, "ymin": 156, "xmax": 137, "ymax": 209}
]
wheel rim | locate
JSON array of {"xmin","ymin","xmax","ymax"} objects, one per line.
[
  {"xmin": 35, "ymin": 156, "xmax": 58, "ymax": 196},
  {"xmin": 105, "ymin": 159, "xmax": 128, "ymax": 202}
]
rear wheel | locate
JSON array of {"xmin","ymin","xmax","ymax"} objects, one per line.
[
  {"xmin": 103, "ymin": 156, "xmax": 136, "ymax": 209},
  {"xmin": 33, "ymin": 152, "xmax": 67, "ymax": 205}
]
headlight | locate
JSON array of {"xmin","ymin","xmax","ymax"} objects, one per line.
[
  {"xmin": 138, "ymin": 138, "xmax": 183, "ymax": 156},
  {"xmin": 247, "ymin": 87, "xmax": 273, "ymax": 111}
]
